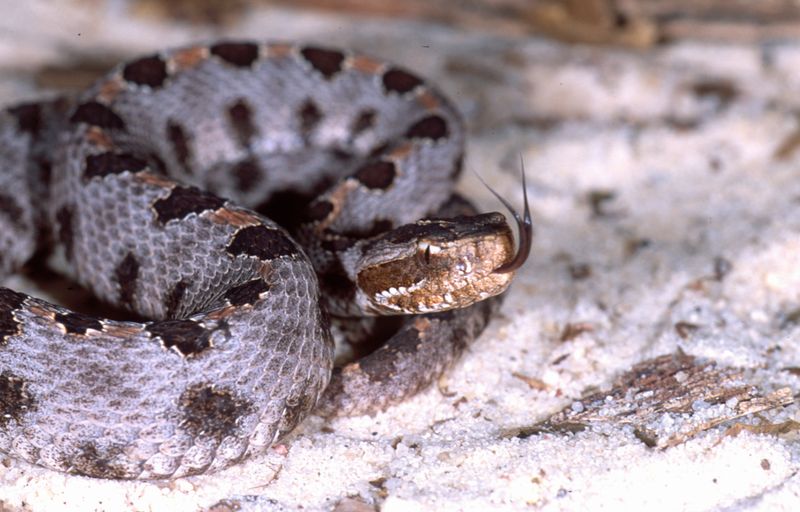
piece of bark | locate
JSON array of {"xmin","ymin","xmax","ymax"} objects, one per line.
[{"xmin": 528, "ymin": 352, "xmax": 794, "ymax": 448}]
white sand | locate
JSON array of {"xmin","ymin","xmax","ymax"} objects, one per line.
[{"xmin": 1, "ymin": 2, "xmax": 799, "ymax": 510}]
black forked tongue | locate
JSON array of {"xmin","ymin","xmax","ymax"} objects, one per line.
[{"xmin": 477, "ymin": 158, "xmax": 532, "ymax": 273}]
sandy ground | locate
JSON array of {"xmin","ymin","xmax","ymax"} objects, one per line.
[{"xmin": 1, "ymin": 1, "xmax": 799, "ymax": 511}]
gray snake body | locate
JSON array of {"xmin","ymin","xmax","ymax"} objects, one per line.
[{"xmin": 0, "ymin": 42, "xmax": 525, "ymax": 479}]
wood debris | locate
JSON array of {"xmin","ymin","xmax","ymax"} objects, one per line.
[{"xmin": 541, "ymin": 352, "xmax": 794, "ymax": 448}]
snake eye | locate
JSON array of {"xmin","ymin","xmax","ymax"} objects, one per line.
[{"xmin": 418, "ymin": 243, "xmax": 440, "ymax": 265}]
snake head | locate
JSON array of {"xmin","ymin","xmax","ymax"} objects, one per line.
[{"xmin": 356, "ymin": 212, "xmax": 522, "ymax": 315}]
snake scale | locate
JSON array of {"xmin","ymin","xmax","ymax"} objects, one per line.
[{"xmin": 0, "ymin": 41, "xmax": 530, "ymax": 479}]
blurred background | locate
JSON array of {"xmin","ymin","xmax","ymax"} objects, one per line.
[{"xmin": 4, "ymin": 0, "xmax": 800, "ymax": 98}]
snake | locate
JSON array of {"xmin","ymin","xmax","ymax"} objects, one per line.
[{"xmin": 0, "ymin": 41, "xmax": 530, "ymax": 480}]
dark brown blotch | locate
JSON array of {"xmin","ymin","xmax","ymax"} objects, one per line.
[
  {"xmin": 382, "ymin": 68, "xmax": 423, "ymax": 94},
  {"xmin": 226, "ymin": 225, "xmax": 297, "ymax": 261},
  {"xmin": 122, "ymin": 55, "xmax": 168, "ymax": 88},
  {"xmin": 55, "ymin": 205, "xmax": 75, "ymax": 261},
  {"xmin": 319, "ymin": 264, "xmax": 356, "ymax": 302},
  {"xmin": 354, "ymin": 160, "xmax": 396, "ymax": 190},
  {"xmin": 382, "ymin": 220, "xmax": 456, "ymax": 245},
  {"xmin": 55, "ymin": 311, "xmax": 103, "ymax": 335},
  {"xmin": 37, "ymin": 158, "xmax": 53, "ymax": 187},
  {"xmin": 179, "ymin": 383, "xmax": 252, "ymax": 440},
  {"xmin": 320, "ymin": 235, "xmax": 358, "ymax": 253},
  {"xmin": 146, "ymin": 319, "xmax": 213, "ymax": 356},
  {"xmin": 0, "ymin": 194, "xmax": 24, "ymax": 229},
  {"xmin": 70, "ymin": 443, "xmax": 128, "ymax": 479},
  {"xmin": 306, "ymin": 200, "xmax": 333, "ymax": 222},
  {"xmin": 210, "ymin": 42, "xmax": 259, "ymax": 67},
  {"xmin": 300, "ymin": 47, "xmax": 345, "ymax": 79},
  {"xmin": 335, "ymin": 219, "xmax": 393, "ymax": 241},
  {"xmin": 299, "ymin": 99, "xmax": 322, "ymax": 136},
  {"xmin": 167, "ymin": 121, "xmax": 192, "ymax": 174},
  {"xmin": 165, "ymin": 280, "xmax": 188, "ymax": 318},
  {"xmin": 227, "ymin": 99, "xmax": 257, "ymax": 147},
  {"xmin": 114, "ymin": 252, "xmax": 139, "ymax": 308},
  {"xmin": 231, "ymin": 158, "xmax": 263, "ymax": 192},
  {"xmin": 224, "ymin": 279, "xmax": 270, "ymax": 306},
  {"xmin": 7, "ymin": 103, "xmax": 41, "ymax": 135},
  {"xmin": 351, "ymin": 109, "xmax": 376, "ymax": 138},
  {"xmin": 84, "ymin": 152, "xmax": 147, "ymax": 179},
  {"xmin": 405, "ymin": 114, "xmax": 448, "ymax": 141},
  {"xmin": 152, "ymin": 186, "xmax": 225, "ymax": 223},
  {"xmin": 69, "ymin": 101, "xmax": 126, "ymax": 130},
  {"xmin": 0, "ymin": 371, "xmax": 35, "ymax": 426},
  {"xmin": 0, "ymin": 288, "xmax": 26, "ymax": 344}
]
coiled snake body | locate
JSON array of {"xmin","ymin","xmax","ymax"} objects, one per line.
[{"xmin": 0, "ymin": 42, "xmax": 528, "ymax": 479}]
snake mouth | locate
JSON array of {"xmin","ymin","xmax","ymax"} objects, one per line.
[{"xmin": 369, "ymin": 266, "xmax": 513, "ymax": 314}]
